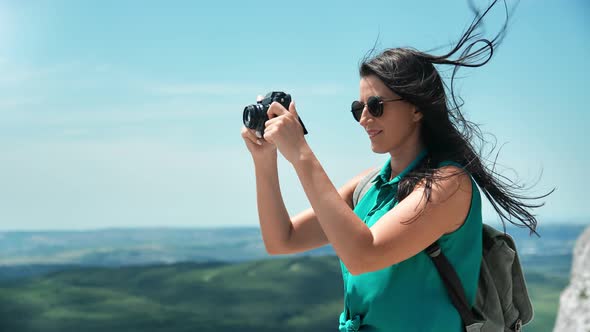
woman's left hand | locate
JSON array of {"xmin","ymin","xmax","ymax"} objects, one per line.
[{"xmin": 263, "ymin": 101, "xmax": 310, "ymax": 164}]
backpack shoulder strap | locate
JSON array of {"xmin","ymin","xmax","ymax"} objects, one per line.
[
  {"xmin": 426, "ymin": 242, "xmax": 479, "ymax": 328},
  {"xmin": 352, "ymin": 168, "xmax": 380, "ymax": 209}
]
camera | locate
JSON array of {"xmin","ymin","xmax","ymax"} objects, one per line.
[{"xmin": 243, "ymin": 91, "xmax": 308, "ymax": 138}]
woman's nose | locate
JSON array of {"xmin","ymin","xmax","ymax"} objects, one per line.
[{"xmin": 358, "ymin": 105, "xmax": 372, "ymax": 126}]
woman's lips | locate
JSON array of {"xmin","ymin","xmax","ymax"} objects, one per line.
[{"xmin": 367, "ymin": 130, "xmax": 382, "ymax": 138}]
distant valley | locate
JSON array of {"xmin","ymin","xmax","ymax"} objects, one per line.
[
  {"xmin": 0, "ymin": 223, "xmax": 586, "ymax": 331},
  {"xmin": 0, "ymin": 223, "xmax": 584, "ymax": 271}
]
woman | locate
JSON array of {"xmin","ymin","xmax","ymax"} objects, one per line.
[{"xmin": 240, "ymin": 1, "xmax": 551, "ymax": 331}]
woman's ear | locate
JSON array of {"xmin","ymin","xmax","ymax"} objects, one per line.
[{"xmin": 413, "ymin": 107, "xmax": 423, "ymax": 122}]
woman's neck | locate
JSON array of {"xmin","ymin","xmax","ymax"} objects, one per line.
[{"xmin": 388, "ymin": 142, "xmax": 426, "ymax": 181}]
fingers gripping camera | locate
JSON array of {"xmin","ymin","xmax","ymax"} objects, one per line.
[{"xmin": 243, "ymin": 91, "xmax": 308, "ymax": 138}]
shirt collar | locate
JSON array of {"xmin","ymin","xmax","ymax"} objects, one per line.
[{"xmin": 372, "ymin": 148, "xmax": 428, "ymax": 187}]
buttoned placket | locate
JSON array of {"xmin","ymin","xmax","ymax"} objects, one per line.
[
  {"xmin": 342, "ymin": 181, "xmax": 399, "ymax": 331},
  {"xmin": 341, "ymin": 150, "xmax": 428, "ymax": 331},
  {"xmin": 365, "ymin": 181, "xmax": 399, "ymax": 218}
]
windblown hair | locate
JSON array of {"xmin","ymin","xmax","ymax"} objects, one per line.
[{"xmin": 360, "ymin": 0, "xmax": 554, "ymax": 235}]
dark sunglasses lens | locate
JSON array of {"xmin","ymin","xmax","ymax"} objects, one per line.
[
  {"xmin": 367, "ymin": 96, "xmax": 382, "ymax": 116},
  {"xmin": 351, "ymin": 100, "xmax": 364, "ymax": 122}
]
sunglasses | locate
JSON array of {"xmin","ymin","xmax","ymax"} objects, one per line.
[{"xmin": 350, "ymin": 96, "xmax": 404, "ymax": 122}]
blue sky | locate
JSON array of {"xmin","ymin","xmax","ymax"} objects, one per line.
[{"xmin": 0, "ymin": 1, "xmax": 587, "ymax": 231}]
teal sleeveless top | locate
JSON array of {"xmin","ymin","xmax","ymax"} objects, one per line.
[{"xmin": 338, "ymin": 149, "xmax": 483, "ymax": 332}]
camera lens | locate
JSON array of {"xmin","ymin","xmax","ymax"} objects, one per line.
[
  {"xmin": 243, "ymin": 107, "xmax": 253, "ymax": 127},
  {"xmin": 243, "ymin": 104, "xmax": 268, "ymax": 130},
  {"xmin": 243, "ymin": 105, "xmax": 256, "ymax": 129}
]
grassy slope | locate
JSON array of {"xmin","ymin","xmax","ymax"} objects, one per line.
[
  {"xmin": 523, "ymin": 270, "xmax": 569, "ymax": 332},
  {"xmin": 0, "ymin": 256, "xmax": 567, "ymax": 332},
  {"xmin": 0, "ymin": 256, "xmax": 344, "ymax": 332}
]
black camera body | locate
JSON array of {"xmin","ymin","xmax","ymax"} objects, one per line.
[{"xmin": 243, "ymin": 91, "xmax": 308, "ymax": 138}]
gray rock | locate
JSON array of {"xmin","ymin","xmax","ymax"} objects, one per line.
[{"xmin": 553, "ymin": 225, "xmax": 590, "ymax": 332}]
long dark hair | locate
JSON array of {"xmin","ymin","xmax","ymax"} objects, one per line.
[{"xmin": 360, "ymin": 0, "xmax": 554, "ymax": 235}]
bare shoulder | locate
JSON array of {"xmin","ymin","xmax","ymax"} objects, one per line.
[
  {"xmin": 415, "ymin": 165, "xmax": 472, "ymax": 200},
  {"xmin": 415, "ymin": 165, "xmax": 473, "ymax": 233},
  {"xmin": 355, "ymin": 165, "xmax": 475, "ymax": 269}
]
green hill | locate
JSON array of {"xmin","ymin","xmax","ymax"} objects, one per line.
[
  {"xmin": 0, "ymin": 256, "xmax": 344, "ymax": 332},
  {"xmin": 0, "ymin": 256, "xmax": 567, "ymax": 332}
]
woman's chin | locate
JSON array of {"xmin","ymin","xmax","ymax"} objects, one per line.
[{"xmin": 370, "ymin": 143, "xmax": 388, "ymax": 154}]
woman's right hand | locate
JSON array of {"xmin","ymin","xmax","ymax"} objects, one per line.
[
  {"xmin": 241, "ymin": 126, "xmax": 277, "ymax": 159},
  {"xmin": 241, "ymin": 95, "xmax": 278, "ymax": 161}
]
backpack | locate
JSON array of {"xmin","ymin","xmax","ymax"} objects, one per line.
[{"xmin": 352, "ymin": 169, "xmax": 533, "ymax": 332}]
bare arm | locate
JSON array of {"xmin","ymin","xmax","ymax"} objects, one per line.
[
  {"xmin": 290, "ymin": 146, "xmax": 473, "ymax": 275},
  {"xmin": 254, "ymin": 157, "xmax": 376, "ymax": 255},
  {"xmin": 252, "ymin": 101, "xmax": 471, "ymax": 275}
]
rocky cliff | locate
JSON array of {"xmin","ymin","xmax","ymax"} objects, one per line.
[{"xmin": 553, "ymin": 225, "xmax": 590, "ymax": 332}]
